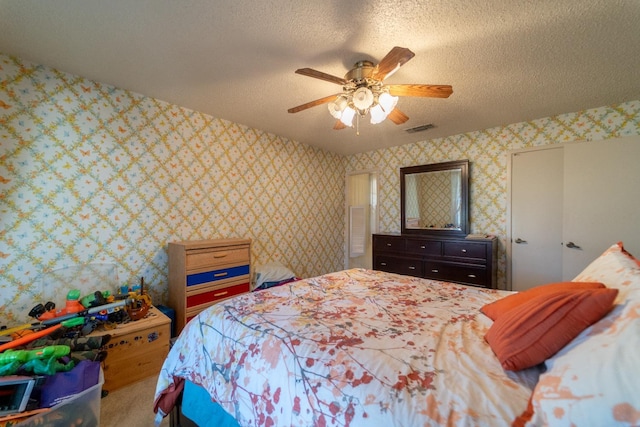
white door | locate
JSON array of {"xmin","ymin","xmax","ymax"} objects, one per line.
[
  {"xmin": 562, "ymin": 136, "xmax": 640, "ymax": 279},
  {"xmin": 346, "ymin": 172, "xmax": 378, "ymax": 269},
  {"xmin": 510, "ymin": 147, "xmax": 564, "ymax": 291}
]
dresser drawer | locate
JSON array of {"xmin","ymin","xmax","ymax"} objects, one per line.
[
  {"xmin": 443, "ymin": 241, "xmax": 487, "ymax": 261},
  {"xmin": 187, "ymin": 265, "xmax": 250, "ymax": 287},
  {"xmin": 374, "ymin": 235, "xmax": 406, "ymax": 252},
  {"xmin": 405, "ymin": 238, "xmax": 441, "ymax": 256},
  {"xmin": 375, "ymin": 255, "xmax": 422, "ymax": 277},
  {"xmin": 184, "ymin": 282, "xmax": 250, "ymax": 322},
  {"xmin": 186, "ymin": 247, "xmax": 250, "ymax": 270},
  {"xmin": 186, "ymin": 281, "xmax": 250, "ymax": 308},
  {"xmin": 424, "ymin": 262, "xmax": 488, "ymax": 287}
]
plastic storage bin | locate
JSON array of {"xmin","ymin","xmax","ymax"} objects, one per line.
[{"xmin": 16, "ymin": 370, "xmax": 104, "ymax": 427}]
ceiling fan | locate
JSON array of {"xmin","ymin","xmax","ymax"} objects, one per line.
[{"xmin": 287, "ymin": 47, "xmax": 453, "ymax": 131}]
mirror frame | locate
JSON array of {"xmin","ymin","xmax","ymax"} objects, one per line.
[{"xmin": 400, "ymin": 159, "xmax": 469, "ymax": 237}]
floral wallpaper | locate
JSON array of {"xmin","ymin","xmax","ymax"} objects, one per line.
[
  {"xmin": 1, "ymin": 51, "xmax": 639, "ymax": 323},
  {"xmin": 0, "ymin": 54, "xmax": 345, "ymax": 323}
]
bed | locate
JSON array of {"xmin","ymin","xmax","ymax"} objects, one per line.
[{"xmin": 154, "ymin": 242, "xmax": 640, "ymax": 426}]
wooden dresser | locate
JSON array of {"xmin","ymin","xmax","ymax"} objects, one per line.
[
  {"xmin": 168, "ymin": 238, "xmax": 251, "ymax": 335},
  {"xmin": 373, "ymin": 233, "xmax": 497, "ymax": 288}
]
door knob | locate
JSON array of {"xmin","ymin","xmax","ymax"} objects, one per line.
[
  {"xmin": 515, "ymin": 238, "xmax": 527, "ymax": 244},
  {"xmin": 566, "ymin": 241, "xmax": 582, "ymax": 249}
]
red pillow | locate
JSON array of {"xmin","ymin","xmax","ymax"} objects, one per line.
[
  {"xmin": 484, "ymin": 287, "xmax": 618, "ymax": 371},
  {"xmin": 481, "ymin": 281, "xmax": 605, "ymax": 321}
]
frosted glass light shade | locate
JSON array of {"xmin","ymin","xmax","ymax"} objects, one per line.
[
  {"xmin": 328, "ymin": 96, "xmax": 348, "ymax": 119},
  {"xmin": 369, "ymin": 104, "xmax": 386, "ymax": 124},
  {"xmin": 352, "ymin": 87, "xmax": 374, "ymax": 110},
  {"xmin": 340, "ymin": 106, "xmax": 355, "ymax": 127},
  {"xmin": 378, "ymin": 92, "xmax": 398, "ymax": 112}
]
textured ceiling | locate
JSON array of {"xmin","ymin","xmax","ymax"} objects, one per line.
[{"xmin": 1, "ymin": 0, "xmax": 639, "ymax": 155}]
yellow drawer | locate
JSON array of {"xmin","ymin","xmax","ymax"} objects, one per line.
[{"xmin": 186, "ymin": 247, "xmax": 250, "ymax": 270}]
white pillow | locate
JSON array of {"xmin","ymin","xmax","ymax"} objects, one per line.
[
  {"xmin": 520, "ymin": 242, "xmax": 640, "ymax": 426},
  {"xmin": 253, "ymin": 262, "xmax": 296, "ymax": 290}
]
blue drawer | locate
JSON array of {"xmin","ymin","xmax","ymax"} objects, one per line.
[{"xmin": 186, "ymin": 265, "xmax": 250, "ymax": 287}]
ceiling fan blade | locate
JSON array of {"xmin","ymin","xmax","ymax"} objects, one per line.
[
  {"xmin": 372, "ymin": 47, "xmax": 415, "ymax": 80},
  {"xmin": 333, "ymin": 120, "xmax": 347, "ymax": 130},
  {"xmin": 288, "ymin": 94, "xmax": 341, "ymax": 114},
  {"xmin": 387, "ymin": 84, "xmax": 453, "ymax": 98},
  {"xmin": 387, "ymin": 108, "xmax": 409, "ymax": 125},
  {"xmin": 295, "ymin": 68, "xmax": 347, "ymax": 86}
]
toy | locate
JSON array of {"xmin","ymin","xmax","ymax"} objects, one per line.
[
  {"xmin": 126, "ymin": 277, "xmax": 152, "ymax": 321},
  {"xmin": 22, "ymin": 355, "xmax": 75, "ymax": 376},
  {"xmin": 0, "ymin": 345, "xmax": 70, "ymax": 364},
  {"xmin": 32, "ymin": 290, "xmax": 85, "ymax": 321},
  {"xmin": 0, "ymin": 345, "xmax": 72, "ymax": 376},
  {"xmin": 0, "ymin": 317, "xmax": 89, "ymax": 353},
  {"xmin": 25, "ymin": 334, "xmax": 111, "ymax": 365},
  {"xmin": 80, "ymin": 290, "xmax": 114, "ymax": 309},
  {"xmin": 0, "ymin": 323, "xmax": 40, "ymax": 337},
  {"xmin": 0, "ymin": 324, "xmax": 63, "ymax": 353}
]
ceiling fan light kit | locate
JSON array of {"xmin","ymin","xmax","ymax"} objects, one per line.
[
  {"xmin": 328, "ymin": 80, "xmax": 399, "ymax": 127},
  {"xmin": 288, "ymin": 47, "xmax": 453, "ymax": 133}
]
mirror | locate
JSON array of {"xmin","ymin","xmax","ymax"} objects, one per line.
[{"xmin": 400, "ymin": 160, "xmax": 469, "ymax": 236}]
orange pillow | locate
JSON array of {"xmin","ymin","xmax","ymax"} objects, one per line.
[
  {"xmin": 481, "ymin": 281, "xmax": 605, "ymax": 321},
  {"xmin": 485, "ymin": 287, "xmax": 618, "ymax": 371}
]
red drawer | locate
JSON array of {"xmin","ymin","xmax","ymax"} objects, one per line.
[{"xmin": 186, "ymin": 282, "xmax": 249, "ymax": 308}]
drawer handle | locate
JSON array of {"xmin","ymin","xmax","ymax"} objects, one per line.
[
  {"xmin": 409, "ymin": 266, "xmax": 416, "ymax": 270},
  {"xmin": 213, "ymin": 291, "xmax": 229, "ymax": 297},
  {"xmin": 213, "ymin": 252, "xmax": 229, "ymax": 258},
  {"xmin": 431, "ymin": 269, "xmax": 439, "ymax": 273},
  {"xmin": 214, "ymin": 272, "xmax": 228, "ymax": 277},
  {"xmin": 467, "ymin": 274, "xmax": 477, "ymax": 278},
  {"xmin": 420, "ymin": 245, "xmax": 425, "ymax": 249},
  {"xmin": 386, "ymin": 243, "xmax": 392, "ymax": 247},
  {"xmin": 380, "ymin": 262, "xmax": 387, "ymax": 266},
  {"xmin": 461, "ymin": 249, "xmax": 467, "ymax": 253}
]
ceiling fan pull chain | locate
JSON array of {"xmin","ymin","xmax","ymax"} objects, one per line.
[{"xmin": 356, "ymin": 113, "xmax": 360, "ymax": 136}]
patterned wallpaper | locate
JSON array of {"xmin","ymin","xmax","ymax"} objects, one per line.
[
  {"xmin": 0, "ymin": 54, "xmax": 345, "ymax": 323},
  {"xmin": 347, "ymin": 100, "xmax": 640, "ymax": 287},
  {"xmin": 1, "ymin": 52, "xmax": 639, "ymax": 323},
  {"xmin": 418, "ymin": 171, "xmax": 452, "ymax": 228}
]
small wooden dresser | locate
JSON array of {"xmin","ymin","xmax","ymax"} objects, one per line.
[
  {"xmin": 168, "ymin": 238, "xmax": 251, "ymax": 335},
  {"xmin": 373, "ymin": 233, "xmax": 497, "ymax": 288}
]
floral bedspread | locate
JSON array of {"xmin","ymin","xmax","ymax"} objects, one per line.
[{"xmin": 154, "ymin": 269, "xmax": 539, "ymax": 426}]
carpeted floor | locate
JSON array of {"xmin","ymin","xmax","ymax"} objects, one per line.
[{"xmin": 100, "ymin": 374, "xmax": 170, "ymax": 427}]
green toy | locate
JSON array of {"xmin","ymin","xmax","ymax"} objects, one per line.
[
  {"xmin": 80, "ymin": 290, "xmax": 112, "ymax": 309},
  {"xmin": 0, "ymin": 345, "xmax": 70, "ymax": 363},
  {"xmin": 0, "ymin": 345, "xmax": 73, "ymax": 376},
  {"xmin": 23, "ymin": 355, "xmax": 75, "ymax": 375}
]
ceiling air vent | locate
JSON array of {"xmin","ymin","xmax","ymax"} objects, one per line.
[{"xmin": 404, "ymin": 123, "xmax": 435, "ymax": 134}]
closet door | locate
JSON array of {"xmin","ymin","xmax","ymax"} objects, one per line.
[
  {"xmin": 562, "ymin": 136, "xmax": 640, "ymax": 279},
  {"xmin": 509, "ymin": 147, "xmax": 564, "ymax": 291}
]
